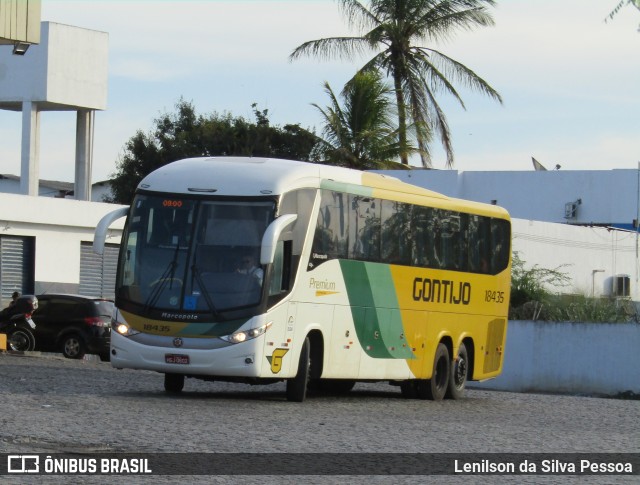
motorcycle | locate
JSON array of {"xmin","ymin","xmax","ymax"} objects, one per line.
[{"xmin": 0, "ymin": 295, "xmax": 38, "ymax": 352}]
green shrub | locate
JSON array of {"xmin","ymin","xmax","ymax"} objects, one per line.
[{"xmin": 509, "ymin": 252, "xmax": 637, "ymax": 323}]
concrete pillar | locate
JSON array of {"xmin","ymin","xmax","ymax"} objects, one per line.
[
  {"xmin": 74, "ymin": 109, "xmax": 94, "ymax": 201},
  {"xmin": 20, "ymin": 100, "xmax": 40, "ymax": 196}
]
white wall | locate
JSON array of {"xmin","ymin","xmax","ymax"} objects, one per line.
[
  {"xmin": 0, "ymin": 22, "xmax": 108, "ymax": 109},
  {"xmin": 512, "ymin": 219, "xmax": 638, "ymax": 299},
  {"xmin": 91, "ymin": 181, "xmax": 113, "ymax": 202},
  {"xmin": 471, "ymin": 320, "xmax": 640, "ymax": 396},
  {"xmin": 0, "ymin": 193, "xmax": 125, "ymax": 299},
  {"xmin": 0, "ymin": 176, "xmax": 110, "ymax": 200}
]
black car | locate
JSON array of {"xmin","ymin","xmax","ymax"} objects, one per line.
[{"xmin": 32, "ymin": 294, "xmax": 113, "ymax": 360}]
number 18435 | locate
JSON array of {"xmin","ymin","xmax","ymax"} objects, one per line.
[{"xmin": 485, "ymin": 290, "xmax": 505, "ymax": 303}]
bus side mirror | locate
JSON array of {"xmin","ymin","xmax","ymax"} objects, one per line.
[
  {"xmin": 94, "ymin": 207, "xmax": 129, "ymax": 255},
  {"xmin": 260, "ymin": 214, "xmax": 297, "ymax": 265}
]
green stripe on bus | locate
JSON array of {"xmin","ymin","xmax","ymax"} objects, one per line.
[
  {"xmin": 340, "ymin": 260, "xmax": 414, "ymax": 359},
  {"xmin": 320, "ymin": 180, "xmax": 374, "ymax": 197}
]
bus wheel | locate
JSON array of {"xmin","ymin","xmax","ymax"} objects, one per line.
[
  {"xmin": 164, "ymin": 373, "xmax": 185, "ymax": 394},
  {"xmin": 417, "ymin": 343, "xmax": 450, "ymax": 401},
  {"xmin": 286, "ymin": 337, "xmax": 310, "ymax": 402},
  {"xmin": 446, "ymin": 342, "xmax": 468, "ymax": 400}
]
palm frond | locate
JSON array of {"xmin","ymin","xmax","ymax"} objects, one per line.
[
  {"xmin": 409, "ymin": 48, "xmax": 467, "ymax": 109},
  {"xmin": 289, "ymin": 36, "xmax": 374, "ymax": 62},
  {"xmin": 338, "ymin": 0, "xmax": 382, "ymax": 31},
  {"xmin": 426, "ymin": 48, "xmax": 503, "ymax": 103}
]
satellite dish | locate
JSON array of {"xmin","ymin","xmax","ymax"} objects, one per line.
[{"xmin": 532, "ymin": 157, "xmax": 547, "ymax": 171}]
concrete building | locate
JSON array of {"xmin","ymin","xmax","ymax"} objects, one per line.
[
  {"xmin": 0, "ymin": 21, "xmax": 108, "ymax": 201},
  {"xmin": 0, "ymin": 174, "xmax": 112, "ymax": 201},
  {"xmin": 0, "ymin": 193, "xmax": 124, "ymax": 306}
]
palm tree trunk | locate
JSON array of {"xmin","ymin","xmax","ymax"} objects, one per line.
[{"xmin": 393, "ymin": 72, "xmax": 409, "ymax": 165}]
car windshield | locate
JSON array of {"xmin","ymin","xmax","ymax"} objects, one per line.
[
  {"xmin": 93, "ymin": 300, "xmax": 114, "ymax": 317},
  {"xmin": 117, "ymin": 194, "xmax": 275, "ymax": 313}
]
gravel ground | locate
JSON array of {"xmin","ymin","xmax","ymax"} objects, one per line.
[{"xmin": 0, "ymin": 351, "xmax": 637, "ymax": 484}]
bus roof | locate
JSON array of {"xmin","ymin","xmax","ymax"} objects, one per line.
[{"xmin": 139, "ymin": 157, "xmax": 509, "ymax": 219}]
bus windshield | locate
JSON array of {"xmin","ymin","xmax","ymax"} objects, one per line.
[{"xmin": 117, "ymin": 193, "xmax": 275, "ymax": 314}]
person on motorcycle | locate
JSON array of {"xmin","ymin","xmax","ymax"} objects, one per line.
[
  {"xmin": 1, "ymin": 292, "xmax": 21, "ymax": 318},
  {"xmin": 1, "ymin": 292, "xmax": 36, "ymax": 352}
]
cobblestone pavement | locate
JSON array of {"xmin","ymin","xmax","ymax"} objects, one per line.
[{"xmin": 0, "ymin": 352, "xmax": 637, "ymax": 484}]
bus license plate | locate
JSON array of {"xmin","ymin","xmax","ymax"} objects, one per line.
[{"xmin": 165, "ymin": 354, "xmax": 189, "ymax": 365}]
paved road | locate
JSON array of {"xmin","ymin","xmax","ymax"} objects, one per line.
[{"xmin": 0, "ymin": 352, "xmax": 637, "ymax": 484}]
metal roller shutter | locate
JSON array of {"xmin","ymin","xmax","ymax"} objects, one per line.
[
  {"xmin": 79, "ymin": 242, "xmax": 119, "ymax": 298},
  {"xmin": 0, "ymin": 236, "xmax": 35, "ymax": 304}
]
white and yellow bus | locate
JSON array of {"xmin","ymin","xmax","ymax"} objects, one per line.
[{"xmin": 95, "ymin": 157, "xmax": 511, "ymax": 402}]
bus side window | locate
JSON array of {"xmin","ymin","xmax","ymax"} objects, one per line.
[
  {"xmin": 411, "ymin": 207, "xmax": 430, "ymax": 267},
  {"xmin": 491, "ymin": 219, "xmax": 511, "ymax": 274},
  {"xmin": 476, "ymin": 217, "xmax": 491, "ymax": 274},
  {"xmin": 381, "ymin": 200, "xmax": 412, "ymax": 265},
  {"xmin": 427, "ymin": 208, "xmax": 443, "ymax": 269},
  {"xmin": 310, "ymin": 190, "xmax": 348, "ymax": 266},
  {"xmin": 268, "ymin": 240, "xmax": 292, "ymax": 301},
  {"xmin": 467, "ymin": 215, "xmax": 481, "ymax": 272}
]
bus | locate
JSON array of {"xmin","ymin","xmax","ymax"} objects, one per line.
[{"xmin": 94, "ymin": 157, "xmax": 511, "ymax": 402}]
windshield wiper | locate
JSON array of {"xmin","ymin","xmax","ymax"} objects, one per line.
[
  {"xmin": 144, "ymin": 242, "xmax": 181, "ymax": 313},
  {"xmin": 190, "ymin": 246, "xmax": 219, "ymax": 318}
]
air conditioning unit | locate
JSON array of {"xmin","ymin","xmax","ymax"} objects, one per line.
[
  {"xmin": 564, "ymin": 198, "xmax": 582, "ymax": 220},
  {"xmin": 564, "ymin": 203, "xmax": 577, "ymax": 219}
]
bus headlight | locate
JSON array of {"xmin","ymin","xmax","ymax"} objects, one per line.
[
  {"xmin": 115, "ymin": 322, "xmax": 140, "ymax": 337},
  {"xmin": 221, "ymin": 321, "xmax": 272, "ymax": 344}
]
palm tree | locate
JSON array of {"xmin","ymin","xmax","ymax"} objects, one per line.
[
  {"xmin": 605, "ymin": 0, "xmax": 640, "ymax": 30},
  {"xmin": 291, "ymin": 0, "xmax": 502, "ymax": 168},
  {"xmin": 311, "ymin": 71, "xmax": 407, "ymax": 169}
]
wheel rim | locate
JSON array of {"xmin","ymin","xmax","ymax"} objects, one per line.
[
  {"xmin": 64, "ymin": 338, "xmax": 80, "ymax": 357},
  {"xmin": 454, "ymin": 357, "xmax": 467, "ymax": 389}
]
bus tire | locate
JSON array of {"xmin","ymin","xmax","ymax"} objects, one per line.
[
  {"xmin": 418, "ymin": 343, "xmax": 450, "ymax": 401},
  {"xmin": 164, "ymin": 373, "xmax": 185, "ymax": 394},
  {"xmin": 446, "ymin": 342, "xmax": 468, "ymax": 400},
  {"xmin": 286, "ymin": 337, "xmax": 310, "ymax": 402}
]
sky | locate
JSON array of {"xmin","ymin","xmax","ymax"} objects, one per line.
[{"xmin": 1, "ymin": 0, "xmax": 639, "ymax": 183}]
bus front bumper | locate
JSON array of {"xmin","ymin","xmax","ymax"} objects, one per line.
[{"xmin": 109, "ymin": 331, "xmax": 266, "ymax": 378}]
